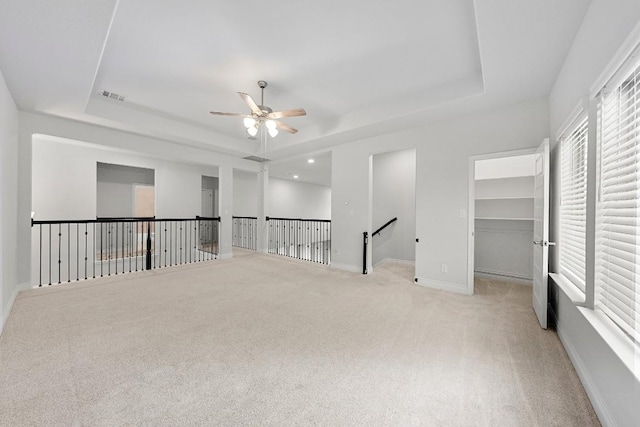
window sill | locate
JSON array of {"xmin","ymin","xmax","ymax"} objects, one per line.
[
  {"xmin": 577, "ymin": 307, "xmax": 640, "ymax": 382},
  {"xmin": 550, "ymin": 273, "xmax": 640, "ymax": 382},
  {"xmin": 549, "ymin": 272, "xmax": 585, "ymax": 304}
]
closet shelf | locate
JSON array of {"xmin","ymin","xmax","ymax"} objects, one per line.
[
  {"xmin": 475, "ymin": 217, "xmax": 534, "ymax": 221},
  {"xmin": 474, "ymin": 196, "xmax": 534, "ymax": 200}
]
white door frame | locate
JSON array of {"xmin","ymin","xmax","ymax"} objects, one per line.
[{"xmin": 467, "ymin": 147, "xmax": 537, "ymax": 295}]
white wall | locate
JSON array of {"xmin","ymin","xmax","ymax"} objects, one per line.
[
  {"xmin": 548, "ymin": 2, "xmax": 640, "ymax": 426},
  {"xmin": 372, "ymin": 148, "xmax": 416, "ymax": 266},
  {"xmin": 32, "ymin": 136, "xmax": 218, "ymax": 221},
  {"xmin": 331, "ymin": 99, "xmax": 549, "ymax": 280},
  {"xmin": 233, "ymin": 169, "xmax": 258, "ymax": 217},
  {"xmin": 268, "ymin": 177, "xmax": 331, "ymax": 220},
  {"xmin": 233, "ymin": 171, "xmax": 330, "ymax": 220},
  {"xmin": 0, "ymin": 69, "xmax": 19, "ymax": 333}
]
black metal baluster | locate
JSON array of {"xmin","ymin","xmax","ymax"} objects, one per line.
[
  {"xmin": 289, "ymin": 221, "xmax": 293, "ymax": 258},
  {"xmin": 115, "ymin": 222, "xmax": 119, "ymax": 275},
  {"xmin": 107, "ymin": 223, "xmax": 112, "ymax": 276},
  {"xmin": 48, "ymin": 224, "xmax": 52, "ymax": 285},
  {"xmin": 158, "ymin": 220, "xmax": 162, "ymax": 268},
  {"xmin": 39, "ymin": 225, "xmax": 42, "ymax": 287},
  {"xmin": 100, "ymin": 222, "xmax": 104, "ymax": 276},
  {"xmin": 146, "ymin": 220, "xmax": 152, "ymax": 270},
  {"xmin": 152, "ymin": 220, "xmax": 156, "ymax": 269},
  {"xmin": 122, "ymin": 221, "xmax": 125, "ymax": 273},
  {"xmin": 84, "ymin": 224, "xmax": 88, "ymax": 279},
  {"xmin": 297, "ymin": 220, "xmax": 301, "ymax": 259},
  {"xmin": 320, "ymin": 222, "xmax": 322, "ymax": 263},
  {"xmin": 328, "ymin": 222, "xmax": 332, "ymax": 264},
  {"xmin": 136, "ymin": 220, "xmax": 142, "ymax": 271},
  {"xmin": 195, "ymin": 220, "xmax": 199, "ymax": 262},
  {"xmin": 304, "ymin": 221, "xmax": 308, "ymax": 262},
  {"xmin": 93, "ymin": 222, "xmax": 96, "ymax": 278},
  {"xmin": 171, "ymin": 221, "xmax": 174, "ymax": 266},
  {"xmin": 74, "ymin": 223, "xmax": 78, "ymax": 280},
  {"xmin": 127, "ymin": 222, "xmax": 131, "ymax": 272},
  {"xmin": 57, "ymin": 224, "xmax": 62, "ymax": 284}
]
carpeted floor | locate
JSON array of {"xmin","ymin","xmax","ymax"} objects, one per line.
[{"xmin": 0, "ymin": 250, "xmax": 599, "ymax": 426}]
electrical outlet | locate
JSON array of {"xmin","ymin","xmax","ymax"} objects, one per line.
[{"xmin": 441, "ymin": 264, "xmax": 448, "ymax": 273}]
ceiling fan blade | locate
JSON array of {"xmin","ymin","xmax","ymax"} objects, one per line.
[
  {"xmin": 209, "ymin": 111, "xmax": 250, "ymax": 117},
  {"xmin": 267, "ymin": 108, "xmax": 307, "ymax": 120},
  {"xmin": 274, "ymin": 120, "xmax": 298, "ymax": 134},
  {"xmin": 238, "ymin": 92, "xmax": 262, "ymax": 115}
]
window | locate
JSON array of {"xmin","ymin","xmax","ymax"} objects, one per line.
[
  {"xmin": 596, "ymin": 60, "xmax": 640, "ymax": 340},
  {"xmin": 559, "ymin": 116, "xmax": 588, "ymax": 292}
]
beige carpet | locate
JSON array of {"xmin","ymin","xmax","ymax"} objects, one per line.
[{"xmin": 0, "ymin": 250, "xmax": 599, "ymax": 426}]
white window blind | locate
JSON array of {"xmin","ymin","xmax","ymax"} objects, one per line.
[
  {"xmin": 596, "ymin": 60, "xmax": 640, "ymax": 340},
  {"xmin": 559, "ymin": 116, "xmax": 588, "ymax": 292}
]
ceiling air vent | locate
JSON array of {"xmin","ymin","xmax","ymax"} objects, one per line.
[
  {"xmin": 100, "ymin": 90, "xmax": 125, "ymax": 102},
  {"xmin": 243, "ymin": 155, "xmax": 270, "ymax": 163}
]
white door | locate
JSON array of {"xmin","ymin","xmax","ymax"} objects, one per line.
[
  {"xmin": 201, "ymin": 189, "xmax": 214, "ymax": 217},
  {"xmin": 532, "ymin": 139, "xmax": 551, "ymax": 329}
]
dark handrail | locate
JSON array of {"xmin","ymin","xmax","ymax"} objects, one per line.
[
  {"xmin": 96, "ymin": 216, "xmax": 155, "ymax": 221},
  {"xmin": 33, "ymin": 216, "xmax": 221, "ymax": 225},
  {"xmin": 372, "ymin": 217, "xmax": 397, "ymax": 237},
  {"xmin": 266, "ymin": 216, "xmax": 331, "ymax": 223},
  {"xmin": 233, "ymin": 216, "xmax": 258, "ymax": 220}
]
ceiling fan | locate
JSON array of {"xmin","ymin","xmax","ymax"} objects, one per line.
[{"xmin": 210, "ymin": 80, "xmax": 306, "ymax": 138}]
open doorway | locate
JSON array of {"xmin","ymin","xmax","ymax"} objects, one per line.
[
  {"xmin": 370, "ymin": 148, "xmax": 416, "ymax": 280},
  {"xmin": 200, "ymin": 176, "xmax": 219, "ymax": 254},
  {"xmin": 232, "ymin": 169, "xmax": 259, "ymax": 252},
  {"xmin": 468, "ymin": 150, "xmax": 536, "ymax": 294}
]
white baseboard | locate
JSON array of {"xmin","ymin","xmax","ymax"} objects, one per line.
[
  {"xmin": 1, "ymin": 282, "xmax": 31, "ymax": 337},
  {"xmin": 474, "ymin": 270, "xmax": 533, "ymax": 285},
  {"xmin": 330, "ymin": 263, "xmax": 362, "ymax": 274},
  {"xmin": 218, "ymin": 252, "xmax": 233, "ymax": 260},
  {"xmin": 474, "ymin": 268, "xmax": 532, "ymax": 282},
  {"xmin": 415, "ymin": 277, "xmax": 469, "ymax": 295},
  {"xmin": 555, "ymin": 320, "xmax": 614, "ymax": 427},
  {"xmin": 374, "ymin": 258, "xmax": 415, "ymax": 267}
]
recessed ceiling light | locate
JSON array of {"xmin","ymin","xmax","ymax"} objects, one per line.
[
  {"xmin": 293, "ymin": 175, "xmax": 299, "ymax": 179},
  {"xmin": 307, "ymin": 158, "xmax": 315, "ymax": 164}
]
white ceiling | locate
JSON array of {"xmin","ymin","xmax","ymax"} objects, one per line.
[
  {"xmin": 269, "ymin": 151, "xmax": 332, "ymax": 187},
  {"xmin": 0, "ymin": 0, "xmax": 592, "ymax": 183}
]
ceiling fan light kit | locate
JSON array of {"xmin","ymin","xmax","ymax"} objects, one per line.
[{"xmin": 210, "ymin": 80, "xmax": 306, "ymax": 138}]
